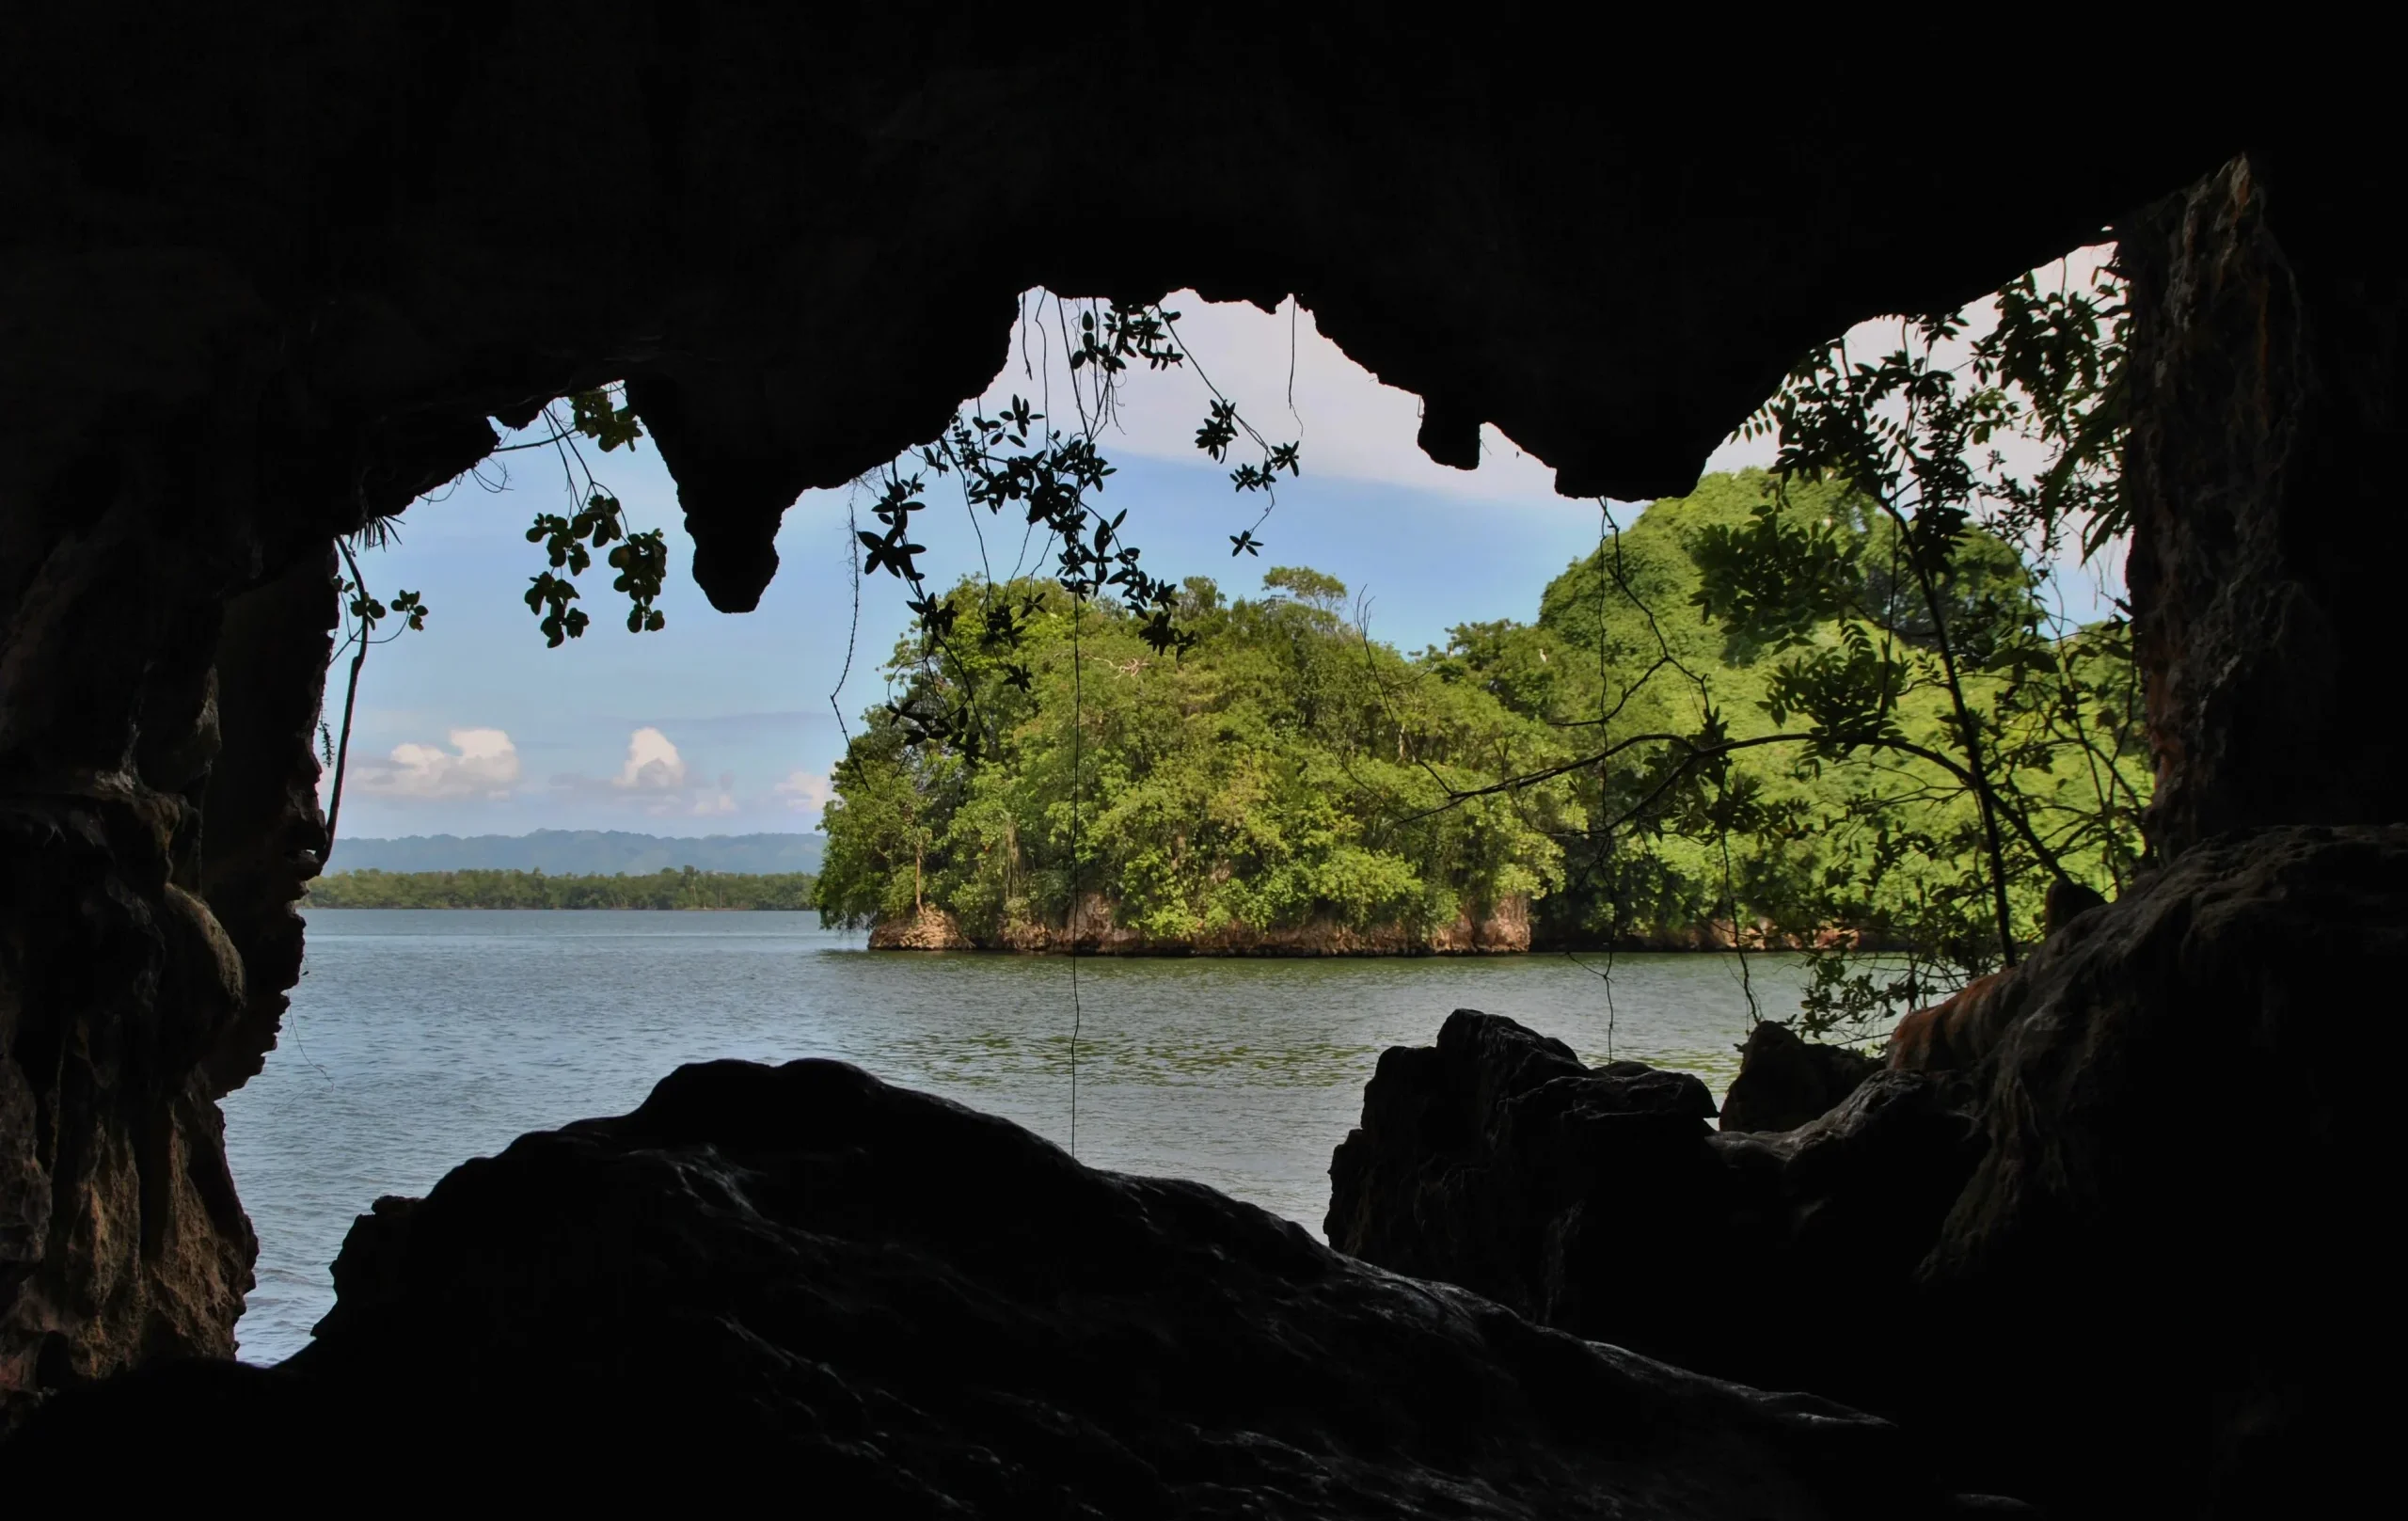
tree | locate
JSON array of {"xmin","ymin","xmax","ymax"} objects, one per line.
[
  {"xmin": 816, "ymin": 715, "xmax": 966, "ymax": 926},
  {"xmin": 318, "ymin": 531, "xmax": 429, "ymax": 863},
  {"xmin": 1486, "ymin": 255, "xmax": 2142, "ymax": 1038},
  {"xmin": 815, "ymin": 571, "xmax": 1579, "ymax": 944}
]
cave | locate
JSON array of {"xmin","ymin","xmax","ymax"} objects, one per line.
[{"xmin": 2, "ymin": 13, "xmax": 2395, "ymax": 1514}]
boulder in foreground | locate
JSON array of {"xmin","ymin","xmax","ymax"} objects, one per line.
[
  {"xmin": 1326, "ymin": 1008, "xmax": 1982, "ymax": 1415},
  {"xmin": 9, "ymin": 1058, "xmax": 1982, "ymax": 1516},
  {"xmin": 1328, "ymin": 825, "xmax": 2406, "ymax": 1517},
  {"xmin": 1719, "ymin": 1021, "xmax": 1881, "ymax": 1133}
]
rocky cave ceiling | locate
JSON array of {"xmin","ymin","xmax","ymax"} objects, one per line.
[
  {"xmin": 6, "ymin": 17, "xmax": 2400, "ymax": 1511},
  {"xmin": 2, "ymin": 9, "xmax": 2272, "ymax": 612}
]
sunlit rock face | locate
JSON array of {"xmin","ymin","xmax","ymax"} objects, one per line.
[
  {"xmin": 1331, "ymin": 826, "xmax": 2404, "ymax": 1515},
  {"xmin": 7, "ymin": 1057, "xmax": 1980, "ymax": 1517},
  {"xmin": 871, "ymin": 893, "xmax": 1533, "ymax": 954}
]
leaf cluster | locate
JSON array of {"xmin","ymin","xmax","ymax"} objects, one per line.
[
  {"xmin": 816, "ymin": 570, "xmax": 1579, "ymax": 942},
  {"xmin": 507, "ymin": 382, "xmax": 671, "ymax": 647}
]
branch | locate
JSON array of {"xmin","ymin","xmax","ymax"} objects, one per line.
[{"xmin": 323, "ymin": 538, "xmax": 372, "ymax": 862}]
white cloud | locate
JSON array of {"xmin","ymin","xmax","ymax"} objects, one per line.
[
  {"xmin": 551, "ymin": 729, "xmax": 743, "ymax": 817},
  {"xmin": 985, "ymin": 250, "xmax": 2127, "ymax": 530},
  {"xmin": 977, "ymin": 292, "xmax": 1567, "ymax": 506},
  {"xmin": 773, "ymin": 768, "xmax": 832, "ymax": 823},
  {"xmin": 614, "ymin": 726, "xmax": 688, "ymax": 790},
  {"xmin": 356, "ymin": 728, "xmax": 521, "ymax": 800}
]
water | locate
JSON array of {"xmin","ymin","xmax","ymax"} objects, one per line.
[{"xmin": 222, "ymin": 910, "xmax": 1812, "ymax": 1361}]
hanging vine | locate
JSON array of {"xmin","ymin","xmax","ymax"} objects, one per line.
[
  {"xmin": 479, "ymin": 382, "xmax": 673, "ymax": 648},
  {"xmin": 317, "ymin": 530, "xmax": 429, "ymax": 863},
  {"xmin": 857, "ymin": 294, "xmax": 1303, "ymax": 763}
]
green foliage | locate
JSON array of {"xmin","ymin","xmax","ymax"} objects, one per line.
[
  {"xmin": 1689, "ymin": 501, "xmax": 1862, "ymax": 651},
  {"xmin": 308, "ymin": 867, "xmax": 818, "ymax": 911},
  {"xmin": 1260, "ymin": 565, "xmax": 1348, "ymax": 610},
  {"xmin": 816, "ymin": 571, "xmax": 1578, "ymax": 940},
  {"xmin": 568, "ymin": 387, "xmax": 644, "ymax": 453},
  {"xmin": 1418, "ymin": 252, "xmax": 2138, "ymax": 1041},
  {"xmin": 509, "ymin": 384, "xmax": 670, "ymax": 647},
  {"xmin": 1694, "ymin": 257, "xmax": 2142, "ymax": 1030},
  {"xmin": 430, "ymin": 272, "xmax": 2137, "ymax": 1054},
  {"xmin": 1426, "ymin": 465, "xmax": 2147, "ymax": 1042},
  {"xmin": 322, "ymin": 535, "xmax": 434, "ymax": 856},
  {"xmin": 816, "ymin": 466, "xmax": 2147, "ymax": 991},
  {"xmin": 341, "ymin": 579, "xmax": 428, "ymax": 637},
  {"xmin": 852, "ymin": 296, "xmax": 1304, "ymax": 745}
]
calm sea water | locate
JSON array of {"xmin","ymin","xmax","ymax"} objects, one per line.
[{"xmin": 221, "ymin": 910, "xmax": 1814, "ymax": 1362}]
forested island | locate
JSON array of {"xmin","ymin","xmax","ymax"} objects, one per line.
[
  {"xmin": 816, "ymin": 470, "xmax": 2148, "ymax": 986},
  {"xmin": 308, "ymin": 867, "xmax": 818, "ymax": 911}
]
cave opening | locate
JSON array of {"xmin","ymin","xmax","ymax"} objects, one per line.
[
  {"xmin": 4, "ymin": 18, "xmax": 2398, "ymax": 1513},
  {"xmin": 232, "ymin": 282, "xmax": 1872, "ymax": 1363}
]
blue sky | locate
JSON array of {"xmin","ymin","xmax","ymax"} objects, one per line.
[
  {"xmin": 327, "ymin": 293, "xmax": 1669, "ymax": 838},
  {"xmin": 326, "ymin": 285, "xmax": 2123, "ymax": 841}
]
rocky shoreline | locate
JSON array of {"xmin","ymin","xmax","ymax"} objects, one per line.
[
  {"xmin": 863, "ymin": 895, "xmax": 1887, "ymax": 956},
  {"xmin": 866, "ymin": 894, "xmax": 1537, "ymax": 955}
]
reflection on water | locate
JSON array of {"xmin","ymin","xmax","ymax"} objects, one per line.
[{"xmin": 223, "ymin": 910, "xmax": 1814, "ymax": 1361}]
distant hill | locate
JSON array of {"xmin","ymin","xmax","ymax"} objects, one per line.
[{"xmin": 325, "ymin": 830, "xmax": 825, "ymax": 876}]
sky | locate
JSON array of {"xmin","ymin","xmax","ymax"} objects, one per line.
[{"xmin": 326, "ymin": 277, "xmax": 2122, "ymax": 841}]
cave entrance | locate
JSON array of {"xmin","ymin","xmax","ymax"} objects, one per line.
[
  {"xmin": 225, "ymin": 287, "xmax": 1765, "ymax": 1358},
  {"xmin": 3, "ymin": 25, "xmax": 2391, "ymax": 1497},
  {"xmin": 226, "ymin": 256, "xmax": 2137, "ymax": 1359}
]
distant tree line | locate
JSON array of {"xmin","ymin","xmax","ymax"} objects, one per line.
[{"xmin": 308, "ymin": 867, "xmax": 818, "ymax": 911}]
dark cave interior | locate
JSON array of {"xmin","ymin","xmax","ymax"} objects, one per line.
[{"xmin": 2, "ymin": 11, "xmax": 2397, "ymax": 1515}]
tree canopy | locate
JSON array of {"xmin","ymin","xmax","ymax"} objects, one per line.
[
  {"xmin": 816, "ymin": 569, "xmax": 1577, "ymax": 943},
  {"xmin": 816, "ymin": 468, "xmax": 2148, "ymax": 991}
]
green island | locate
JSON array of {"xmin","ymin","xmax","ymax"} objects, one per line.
[
  {"xmin": 816, "ymin": 469, "xmax": 2148, "ymax": 981},
  {"xmin": 308, "ymin": 866, "xmax": 819, "ymax": 911}
]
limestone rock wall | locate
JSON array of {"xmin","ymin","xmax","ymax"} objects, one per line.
[
  {"xmin": 0, "ymin": 461, "xmax": 282, "ymax": 1413},
  {"xmin": 0, "ymin": 379, "xmax": 484, "ymax": 1417},
  {"xmin": 866, "ymin": 904, "xmax": 975, "ymax": 951},
  {"xmin": 2123, "ymin": 155, "xmax": 2407, "ymax": 857}
]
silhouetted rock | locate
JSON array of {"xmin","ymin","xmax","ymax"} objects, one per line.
[
  {"xmin": 8, "ymin": 1058, "xmax": 1978, "ymax": 1516},
  {"xmin": 1884, "ymin": 972, "xmax": 2015, "ymax": 1073},
  {"xmin": 1719, "ymin": 1022, "xmax": 1880, "ymax": 1133},
  {"xmin": 1330, "ymin": 826, "xmax": 2405, "ymax": 1516},
  {"xmin": 1327, "ymin": 1011, "xmax": 1979, "ymax": 1412},
  {"xmin": 1907, "ymin": 825, "xmax": 2402, "ymax": 1513}
]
